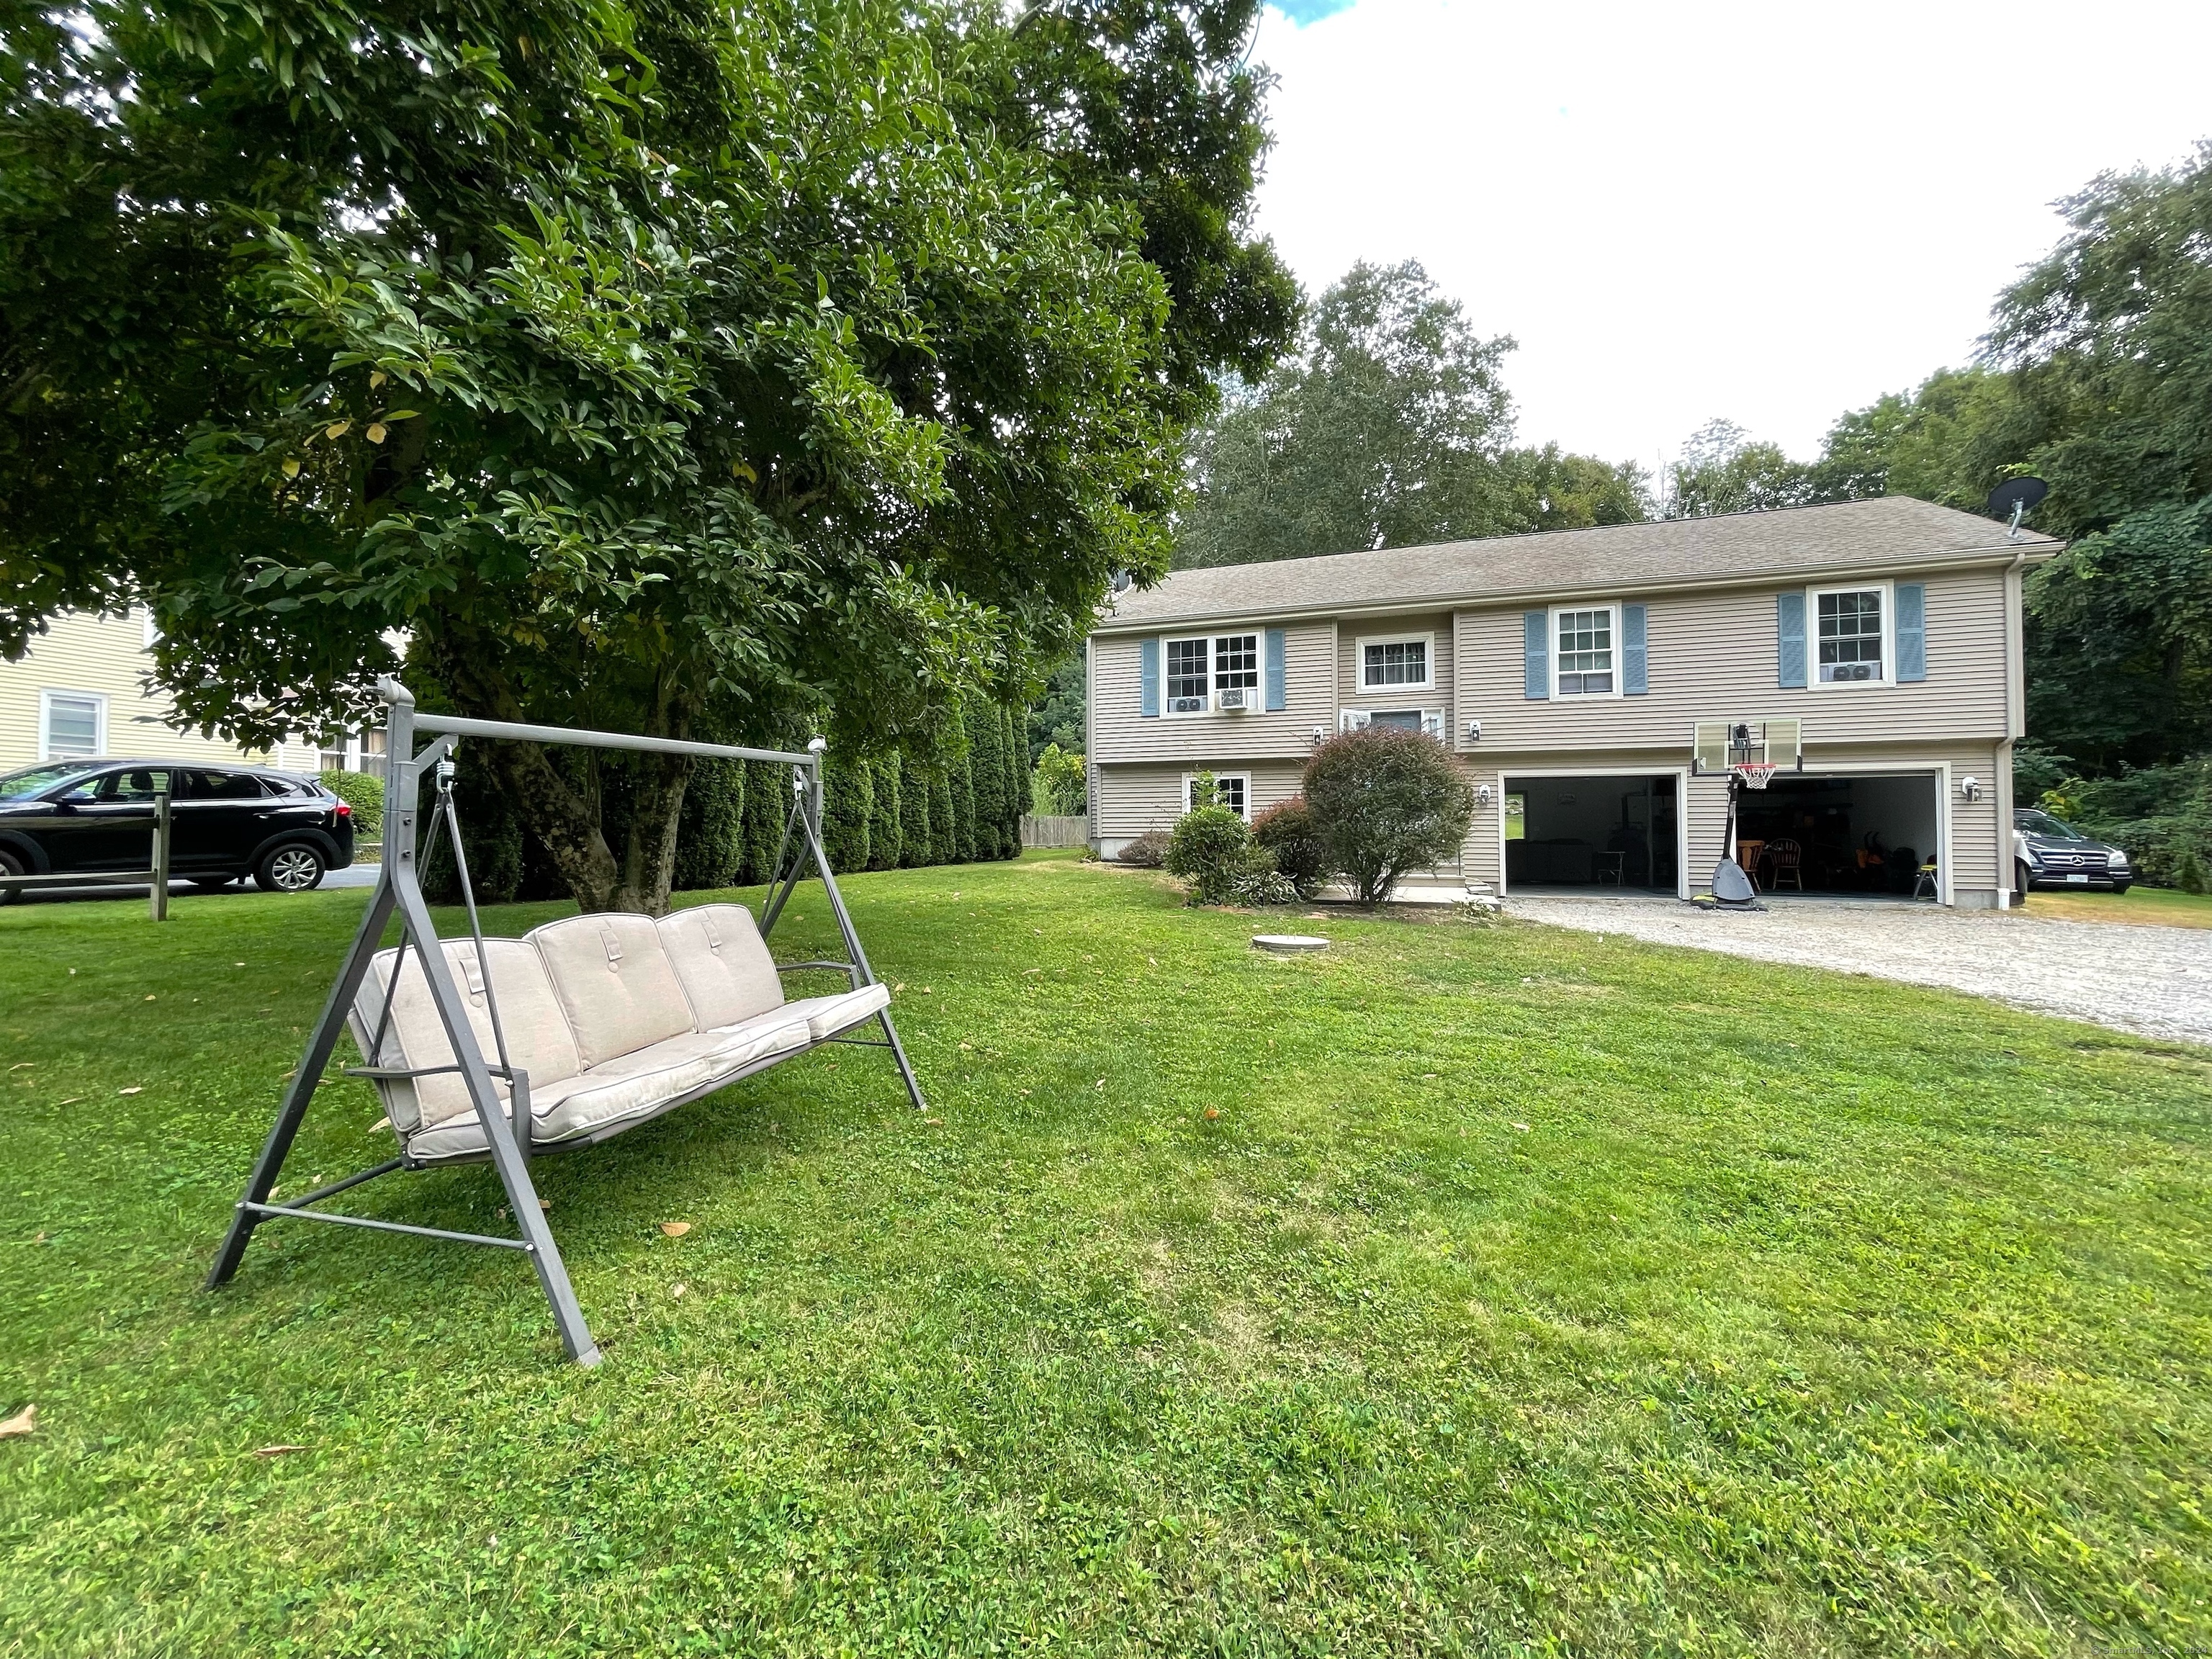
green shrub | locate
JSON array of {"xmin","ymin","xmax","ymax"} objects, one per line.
[
  {"xmin": 1252, "ymin": 795, "xmax": 1328, "ymax": 899},
  {"xmin": 672, "ymin": 759, "xmax": 745, "ymax": 891},
  {"xmin": 930, "ymin": 767, "xmax": 958, "ymax": 865},
  {"xmin": 1303, "ymin": 727, "xmax": 1476, "ymax": 907},
  {"xmin": 899, "ymin": 754, "xmax": 935, "ymax": 868},
  {"xmin": 318, "ymin": 769, "xmax": 383, "ymax": 839},
  {"xmin": 821, "ymin": 751, "xmax": 871, "ymax": 873},
  {"xmin": 1033, "ymin": 744, "xmax": 1087, "ymax": 816},
  {"xmin": 1165, "ymin": 802, "xmax": 1254, "ymax": 904},
  {"xmin": 1118, "ymin": 827, "xmax": 1170, "ymax": 868}
]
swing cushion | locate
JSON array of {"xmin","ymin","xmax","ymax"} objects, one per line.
[
  {"xmin": 352, "ymin": 904, "xmax": 894, "ymax": 1164},
  {"xmin": 657, "ymin": 905, "xmax": 785, "ymax": 1029},
  {"xmin": 533, "ymin": 914, "xmax": 698, "ymax": 1068},
  {"xmin": 350, "ymin": 939, "xmax": 583, "ymax": 1138}
]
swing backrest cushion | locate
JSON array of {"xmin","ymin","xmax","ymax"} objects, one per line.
[
  {"xmin": 351, "ymin": 939, "xmax": 583, "ymax": 1133},
  {"xmin": 657, "ymin": 905, "xmax": 784, "ymax": 1030},
  {"xmin": 532, "ymin": 913, "xmax": 697, "ymax": 1068}
]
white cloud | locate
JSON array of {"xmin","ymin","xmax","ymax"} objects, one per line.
[{"xmin": 1250, "ymin": 0, "xmax": 2212, "ymax": 474}]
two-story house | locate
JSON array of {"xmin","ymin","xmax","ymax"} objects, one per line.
[{"xmin": 1087, "ymin": 497, "xmax": 2059, "ymax": 908}]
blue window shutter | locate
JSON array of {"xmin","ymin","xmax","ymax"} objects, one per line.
[
  {"xmin": 1895, "ymin": 583, "xmax": 1926, "ymax": 681},
  {"xmin": 1263, "ymin": 628, "xmax": 1287, "ymax": 711},
  {"xmin": 1138, "ymin": 637, "xmax": 1160, "ymax": 718},
  {"xmin": 1776, "ymin": 591, "xmax": 1807, "ymax": 688},
  {"xmin": 1622, "ymin": 603, "xmax": 1648, "ymax": 696},
  {"xmin": 1523, "ymin": 611, "xmax": 1549, "ymax": 699}
]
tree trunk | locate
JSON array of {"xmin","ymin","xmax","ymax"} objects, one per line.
[{"xmin": 616, "ymin": 750, "xmax": 696, "ymax": 914}]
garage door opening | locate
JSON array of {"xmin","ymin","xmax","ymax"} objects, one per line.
[
  {"xmin": 1504, "ymin": 775, "xmax": 1679, "ymax": 893},
  {"xmin": 1735, "ymin": 773, "xmax": 1938, "ymax": 897}
]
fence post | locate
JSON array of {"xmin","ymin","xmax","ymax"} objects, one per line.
[{"xmin": 150, "ymin": 777, "xmax": 172, "ymax": 922}]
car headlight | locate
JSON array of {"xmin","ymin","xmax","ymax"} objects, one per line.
[{"xmin": 2109, "ymin": 850, "xmax": 2128, "ymax": 869}]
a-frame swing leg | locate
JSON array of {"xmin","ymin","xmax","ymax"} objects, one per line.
[
  {"xmin": 760, "ymin": 783, "xmax": 930, "ymax": 1115},
  {"xmin": 386, "ymin": 865, "xmax": 601, "ymax": 1367},
  {"xmin": 208, "ymin": 876, "xmax": 399, "ymax": 1288}
]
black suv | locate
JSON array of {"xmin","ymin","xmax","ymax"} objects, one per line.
[
  {"xmin": 2013, "ymin": 807, "xmax": 2133, "ymax": 897},
  {"xmin": 0, "ymin": 760, "xmax": 356, "ymax": 902}
]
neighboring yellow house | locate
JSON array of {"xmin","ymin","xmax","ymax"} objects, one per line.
[{"xmin": 0, "ymin": 608, "xmax": 379, "ymax": 776}]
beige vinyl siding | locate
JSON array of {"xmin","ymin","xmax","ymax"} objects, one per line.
[
  {"xmin": 1089, "ymin": 622, "xmax": 1334, "ymax": 765},
  {"xmin": 1092, "ymin": 760, "xmax": 1307, "ymax": 839},
  {"xmin": 1452, "ymin": 569, "xmax": 2010, "ymax": 756},
  {"xmin": 0, "ymin": 611, "xmax": 320, "ymax": 773},
  {"xmin": 1338, "ymin": 613, "xmax": 1454, "ymax": 732}
]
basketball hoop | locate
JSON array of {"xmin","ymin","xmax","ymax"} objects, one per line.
[{"xmin": 1731, "ymin": 762, "xmax": 1777, "ymax": 791}]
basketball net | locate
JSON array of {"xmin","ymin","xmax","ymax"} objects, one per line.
[{"xmin": 1731, "ymin": 761, "xmax": 1777, "ymax": 791}]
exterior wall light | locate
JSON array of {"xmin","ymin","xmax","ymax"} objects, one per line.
[
  {"xmin": 1311, "ymin": 725, "xmax": 1328, "ymax": 748},
  {"xmin": 1465, "ymin": 719, "xmax": 1482, "ymax": 742},
  {"xmin": 1960, "ymin": 775, "xmax": 1982, "ymax": 802},
  {"xmin": 1474, "ymin": 782, "xmax": 1493, "ymax": 807}
]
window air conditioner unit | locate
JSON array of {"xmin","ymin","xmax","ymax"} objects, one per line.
[
  {"xmin": 1218, "ymin": 687, "xmax": 1251, "ymax": 711},
  {"xmin": 1169, "ymin": 695, "xmax": 1207, "ymax": 714},
  {"xmin": 1339, "ymin": 709, "xmax": 1371, "ymax": 732}
]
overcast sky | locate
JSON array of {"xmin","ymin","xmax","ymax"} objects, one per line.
[{"xmin": 1248, "ymin": 0, "xmax": 2212, "ymax": 480}]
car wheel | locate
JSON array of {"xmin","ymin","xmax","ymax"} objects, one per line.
[
  {"xmin": 255, "ymin": 843, "xmax": 326, "ymax": 893},
  {"xmin": 0, "ymin": 849, "xmax": 21, "ymax": 907},
  {"xmin": 2013, "ymin": 859, "xmax": 2033, "ymax": 902}
]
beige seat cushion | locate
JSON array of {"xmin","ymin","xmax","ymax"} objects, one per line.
[
  {"xmin": 658, "ymin": 904, "xmax": 784, "ymax": 1030},
  {"xmin": 530, "ymin": 913, "xmax": 695, "ymax": 1067},
  {"xmin": 405, "ymin": 1020, "xmax": 813, "ymax": 1163},
  {"xmin": 782, "ymin": 981, "xmax": 891, "ymax": 1041},
  {"xmin": 349, "ymin": 940, "xmax": 582, "ymax": 1135}
]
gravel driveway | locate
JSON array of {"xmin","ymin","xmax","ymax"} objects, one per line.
[{"xmin": 1503, "ymin": 893, "xmax": 2212, "ymax": 1048}]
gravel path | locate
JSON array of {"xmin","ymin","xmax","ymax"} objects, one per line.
[{"xmin": 1503, "ymin": 893, "xmax": 2212, "ymax": 1048}]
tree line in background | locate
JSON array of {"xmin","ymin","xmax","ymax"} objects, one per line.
[
  {"xmin": 1161, "ymin": 146, "xmax": 2212, "ymax": 887},
  {"xmin": 423, "ymin": 698, "xmax": 1030, "ymax": 905}
]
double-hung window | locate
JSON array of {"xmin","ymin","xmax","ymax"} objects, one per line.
[
  {"xmin": 1164, "ymin": 633, "xmax": 1259, "ymax": 714},
  {"xmin": 1184, "ymin": 772, "xmax": 1249, "ymax": 818},
  {"xmin": 40, "ymin": 691, "xmax": 105, "ymax": 761},
  {"xmin": 1815, "ymin": 587, "xmax": 1886, "ymax": 683},
  {"xmin": 1555, "ymin": 607, "xmax": 1615, "ymax": 696},
  {"xmin": 1357, "ymin": 633, "xmax": 1434, "ymax": 693}
]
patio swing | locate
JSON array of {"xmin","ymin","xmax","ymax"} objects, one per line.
[{"xmin": 206, "ymin": 678, "xmax": 925, "ymax": 1366}]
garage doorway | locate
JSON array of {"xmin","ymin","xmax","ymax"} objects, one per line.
[
  {"xmin": 1735, "ymin": 773, "xmax": 1940, "ymax": 897},
  {"xmin": 1504, "ymin": 773, "xmax": 1681, "ymax": 894}
]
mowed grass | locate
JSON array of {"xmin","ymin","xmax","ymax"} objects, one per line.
[
  {"xmin": 2021, "ymin": 882, "xmax": 2212, "ymax": 930},
  {"xmin": 2, "ymin": 854, "xmax": 2209, "ymax": 1657}
]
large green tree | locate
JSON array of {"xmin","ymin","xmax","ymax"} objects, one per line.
[
  {"xmin": 1, "ymin": 0, "xmax": 1290, "ymax": 912},
  {"xmin": 1175, "ymin": 261, "xmax": 1646, "ymax": 568}
]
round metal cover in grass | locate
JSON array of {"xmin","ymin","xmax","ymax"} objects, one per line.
[{"xmin": 1253, "ymin": 934, "xmax": 1330, "ymax": 953}]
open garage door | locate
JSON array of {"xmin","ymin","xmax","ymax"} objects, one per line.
[
  {"xmin": 1735, "ymin": 772, "xmax": 1941, "ymax": 898},
  {"xmin": 1503, "ymin": 773, "xmax": 1682, "ymax": 894}
]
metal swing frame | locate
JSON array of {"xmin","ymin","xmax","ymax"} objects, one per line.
[{"xmin": 206, "ymin": 678, "xmax": 925, "ymax": 1366}]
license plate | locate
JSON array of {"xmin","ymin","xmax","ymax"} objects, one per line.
[{"xmin": 2067, "ymin": 873, "xmax": 2090, "ymax": 884}]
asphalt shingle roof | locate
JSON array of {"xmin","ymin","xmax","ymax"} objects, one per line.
[{"xmin": 1102, "ymin": 496, "xmax": 2060, "ymax": 631}]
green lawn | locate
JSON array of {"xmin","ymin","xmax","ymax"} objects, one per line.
[
  {"xmin": 4, "ymin": 855, "xmax": 2209, "ymax": 1656},
  {"xmin": 2023, "ymin": 882, "xmax": 2212, "ymax": 929}
]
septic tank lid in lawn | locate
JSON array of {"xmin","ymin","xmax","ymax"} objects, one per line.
[{"xmin": 1252, "ymin": 933, "xmax": 1329, "ymax": 953}]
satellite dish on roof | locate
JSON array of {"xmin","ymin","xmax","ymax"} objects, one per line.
[
  {"xmin": 1108, "ymin": 570, "xmax": 1133, "ymax": 595},
  {"xmin": 1986, "ymin": 476, "xmax": 2049, "ymax": 539}
]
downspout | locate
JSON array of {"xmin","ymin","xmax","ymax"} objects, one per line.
[{"xmin": 1996, "ymin": 544, "xmax": 2032, "ymax": 907}]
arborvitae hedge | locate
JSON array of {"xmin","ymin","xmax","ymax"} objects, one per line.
[
  {"xmin": 999, "ymin": 704, "xmax": 1025, "ymax": 856},
  {"xmin": 899, "ymin": 753, "xmax": 933, "ymax": 866},
  {"xmin": 929, "ymin": 767, "xmax": 957, "ymax": 864},
  {"xmin": 673, "ymin": 758, "xmax": 745, "ymax": 891},
  {"xmin": 868, "ymin": 755, "xmax": 902, "ymax": 871},
  {"xmin": 947, "ymin": 704, "xmax": 976, "ymax": 860},
  {"xmin": 739, "ymin": 757, "xmax": 785, "ymax": 885},
  {"xmin": 822, "ymin": 752, "xmax": 871, "ymax": 874},
  {"xmin": 971, "ymin": 698, "xmax": 1007, "ymax": 858}
]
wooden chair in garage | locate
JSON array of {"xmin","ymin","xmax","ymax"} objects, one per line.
[{"xmin": 1764, "ymin": 837, "xmax": 1804, "ymax": 891}]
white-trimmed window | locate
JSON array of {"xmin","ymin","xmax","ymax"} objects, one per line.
[
  {"xmin": 40, "ymin": 690, "xmax": 106, "ymax": 761},
  {"xmin": 1164, "ymin": 632, "xmax": 1260, "ymax": 714},
  {"xmin": 1182, "ymin": 771, "xmax": 1250, "ymax": 819},
  {"xmin": 317, "ymin": 729, "xmax": 390, "ymax": 778},
  {"xmin": 1553, "ymin": 605, "xmax": 1616, "ymax": 697},
  {"xmin": 1358, "ymin": 632, "xmax": 1434, "ymax": 692},
  {"xmin": 1813, "ymin": 584, "xmax": 1889, "ymax": 685}
]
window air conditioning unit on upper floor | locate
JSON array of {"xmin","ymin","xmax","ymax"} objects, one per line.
[
  {"xmin": 1217, "ymin": 687, "xmax": 1251, "ymax": 711},
  {"xmin": 1169, "ymin": 694, "xmax": 1207, "ymax": 714}
]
